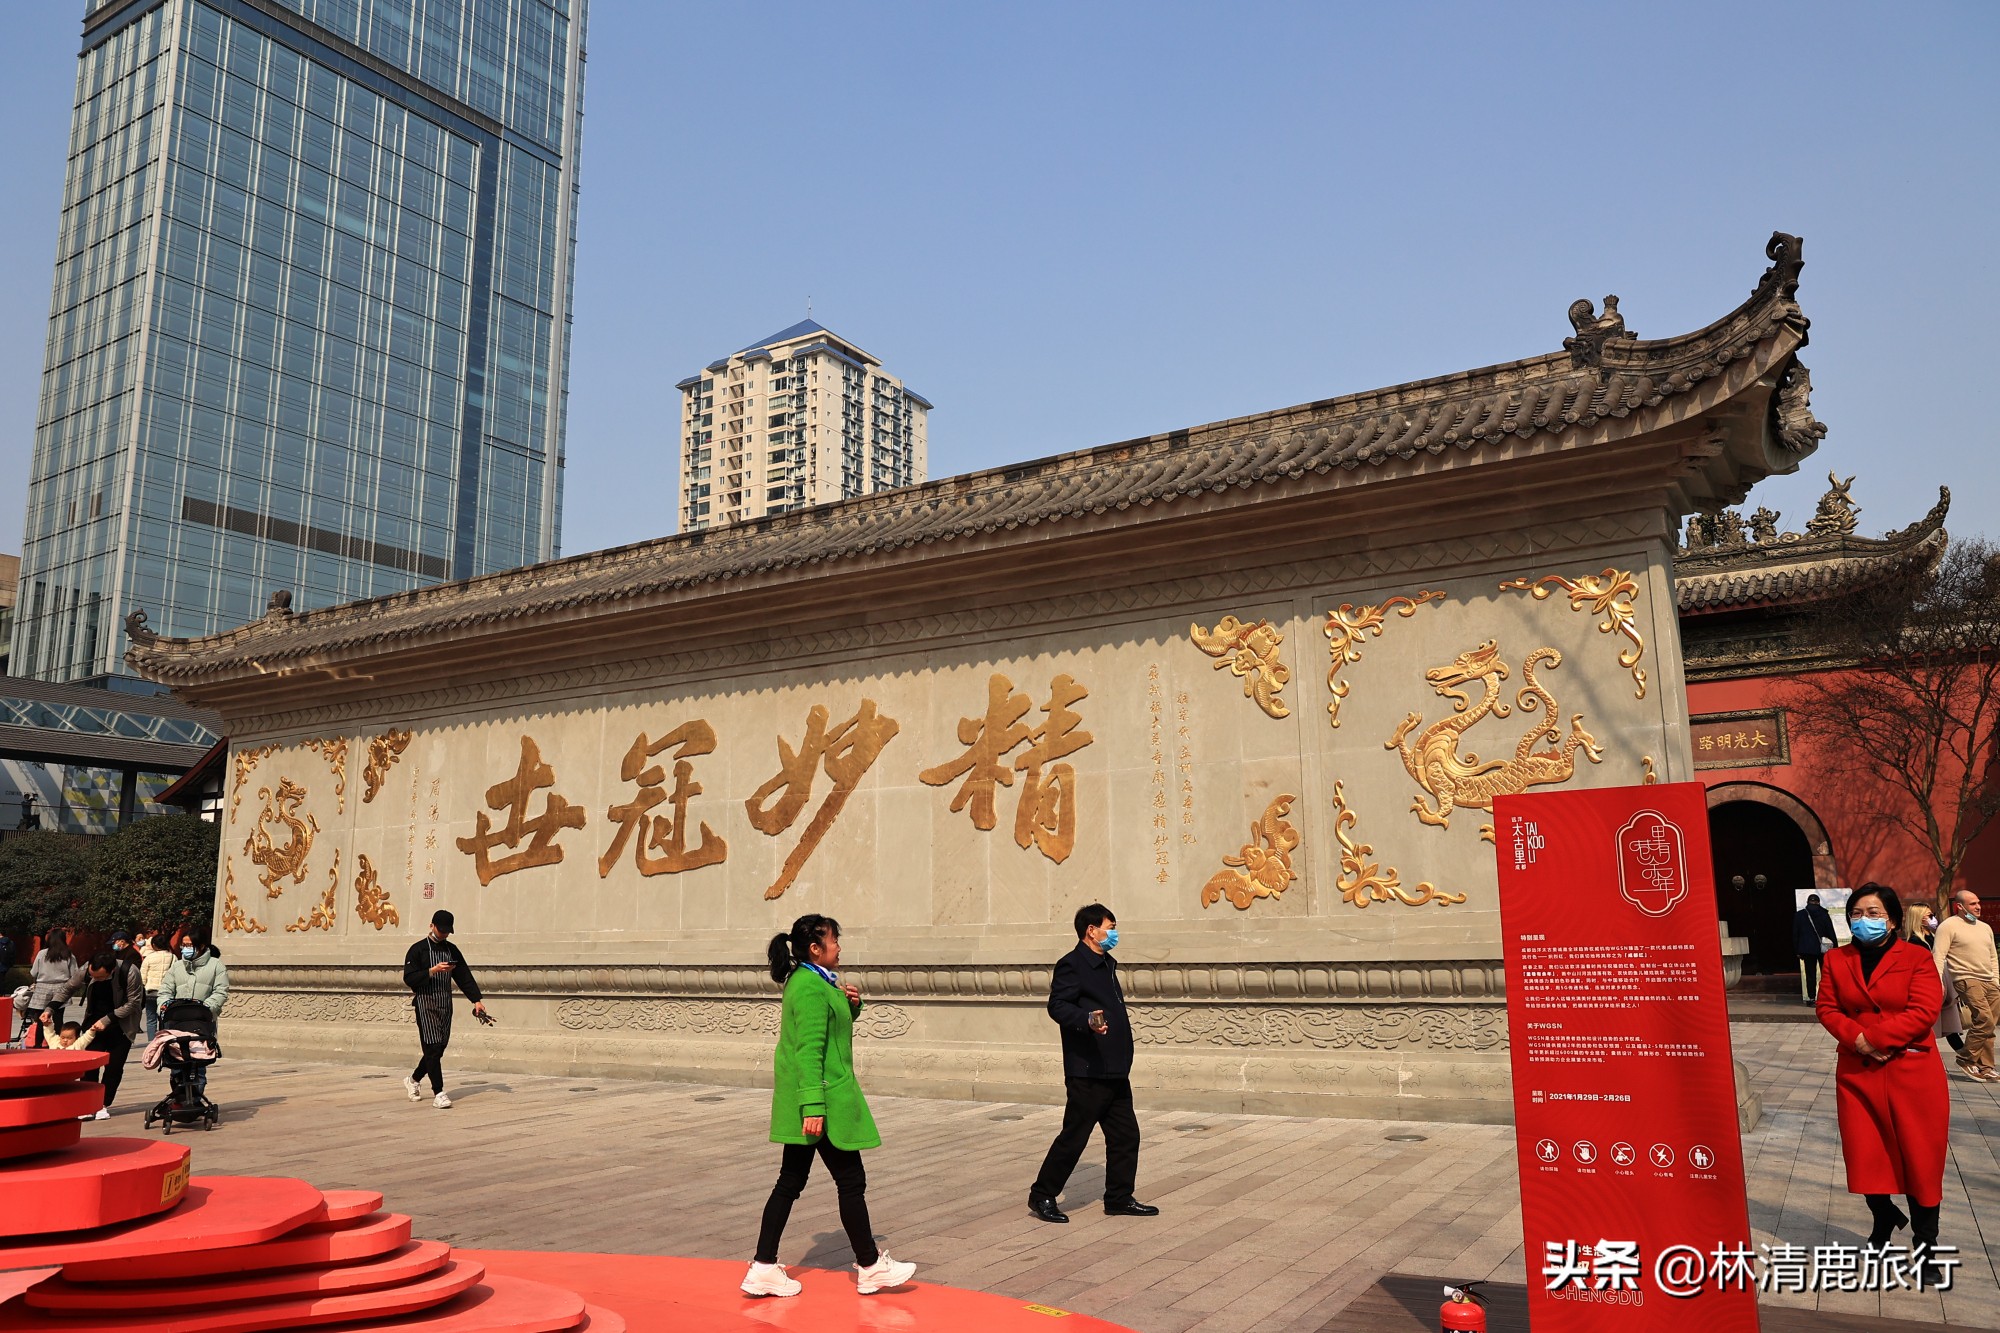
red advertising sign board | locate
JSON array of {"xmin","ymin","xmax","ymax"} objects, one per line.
[{"xmin": 1494, "ymin": 782, "xmax": 1757, "ymax": 1331}]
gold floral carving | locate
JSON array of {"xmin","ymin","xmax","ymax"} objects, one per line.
[
  {"xmin": 302, "ymin": 737, "xmax": 349, "ymax": 811},
  {"xmin": 362, "ymin": 730, "xmax": 413, "ymax": 804},
  {"xmin": 354, "ymin": 853, "xmax": 399, "ymax": 930},
  {"xmin": 229, "ymin": 742, "xmax": 283, "ymax": 820},
  {"xmin": 1498, "ymin": 568, "xmax": 1648, "ymax": 699},
  {"xmin": 1386, "ymin": 640, "xmax": 1604, "ymax": 829},
  {"xmin": 1201, "ymin": 794, "xmax": 1300, "ymax": 910},
  {"xmin": 245, "ymin": 778, "xmax": 319, "ymax": 897},
  {"xmin": 285, "ymin": 848, "xmax": 339, "ymax": 934},
  {"xmin": 1324, "ymin": 591, "xmax": 1446, "ymax": 727},
  {"xmin": 218, "ymin": 861, "xmax": 265, "ymax": 935},
  {"xmin": 1189, "ymin": 617, "xmax": 1291, "ymax": 719},
  {"xmin": 1331, "ymin": 781, "xmax": 1465, "ymax": 908}
]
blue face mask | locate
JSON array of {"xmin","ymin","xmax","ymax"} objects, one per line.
[
  {"xmin": 1101, "ymin": 928, "xmax": 1119, "ymax": 951},
  {"xmin": 1850, "ymin": 917, "xmax": 1891, "ymax": 944}
]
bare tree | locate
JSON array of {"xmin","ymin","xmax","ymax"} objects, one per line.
[{"xmin": 1783, "ymin": 538, "xmax": 2000, "ymax": 912}]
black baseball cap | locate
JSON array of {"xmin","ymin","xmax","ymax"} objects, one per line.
[{"xmin": 431, "ymin": 910, "xmax": 455, "ymax": 933}]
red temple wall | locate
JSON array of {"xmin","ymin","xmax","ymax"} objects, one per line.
[{"xmin": 1688, "ymin": 670, "xmax": 2000, "ymax": 910}]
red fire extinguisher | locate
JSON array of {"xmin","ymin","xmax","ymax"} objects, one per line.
[{"xmin": 1440, "ymin": 1282, "xmax": 1487, "ymax": 1332}]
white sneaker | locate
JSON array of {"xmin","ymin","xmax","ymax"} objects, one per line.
[
  {"xmin": 740, "ymin": 1261, "xmax": 802, "ymax": 1297},
  {"xmin": 403, "ymin": 1076, "xmax": 423, "ymax": 1102},
  {"xmin": 855, "ymin": 1253, "xmax": 916, "ymax": 1293},
  {"xmin": 432, "ymin": 1091, "xmax": 452, "ymax": 1109},
  {"xmin": 93, "ymin": 1108, "xmax": 110, "ymax": 1121}
]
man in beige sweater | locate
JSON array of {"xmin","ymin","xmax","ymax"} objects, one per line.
[{"xmin": 1935, "ymin": 890, "xmax": 2000, "ymax": 1081}]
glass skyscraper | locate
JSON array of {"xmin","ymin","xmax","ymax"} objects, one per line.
[{"xmin": 13, "ymin": 0, "xmax": 587, "ymax": 681}]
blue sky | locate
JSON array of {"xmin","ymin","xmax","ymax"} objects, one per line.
[{"xmin": 1, "ymin": 2, "xmax": 1994, "ymax": 557}]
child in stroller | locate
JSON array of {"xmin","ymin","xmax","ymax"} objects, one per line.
[{"xmin": 145, "ymin": 997, "xmax": 221, "ymax": 1131}]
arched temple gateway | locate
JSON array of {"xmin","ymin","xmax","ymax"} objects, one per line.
[{"xmin": 126, "ymin": 234, "xmax": 1823, "ymax": 1124}]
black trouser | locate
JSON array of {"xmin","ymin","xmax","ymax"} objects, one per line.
[
  {"xmin": 755, "ymin": 1138, "xmax": 878, "ymax": 1267},
  {"xmin": 412, "ymin": 1039, "xmax": 448, "ymax": 1094},
  {"xmin": 1033, "ymin": 1075, "xmax": 1140, "ymax": 1205},
  {"xmin": 85, "ymin": 1030, "xmax": 132, "ymax": 1107},
  {"xmin": 1802, "ymin": 953, "xmax": 1822, "ymax": 1000}
]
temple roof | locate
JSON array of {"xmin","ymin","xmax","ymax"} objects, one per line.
[
  {"xmin": 1675, "ymin": 481, "xmax": 1950, "ymax": 615},
  {"xmin": 127, "ymin": 233, "xmax": 1821, "ymax": 700}
]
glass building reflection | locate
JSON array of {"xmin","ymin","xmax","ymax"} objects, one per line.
[{"xmin": 14, "ymin": 0, "xmax": 587, "ymax": 681}]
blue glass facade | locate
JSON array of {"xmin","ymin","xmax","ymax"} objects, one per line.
[{"xmin": 15, "ymin": 0, "xmax": 585, "ymax": 681}]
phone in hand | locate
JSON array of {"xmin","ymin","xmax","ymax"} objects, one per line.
[
  {"xmin": 475, "ymin": 1009, "xmax": 496, "ymax": 1026},
  {"xmin": 1089, "ymin": 1009, "xmax": 1108, "ymax": 1034}
]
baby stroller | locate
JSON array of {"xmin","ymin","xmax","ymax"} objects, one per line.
[{"xmin": 145, "ymin": 999, "xmax": 221, "ymax": 1132}]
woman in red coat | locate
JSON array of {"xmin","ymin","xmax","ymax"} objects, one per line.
[{"xmin": 1816, "ymin": 882, "xmax": 1949, "ymax": 1260}]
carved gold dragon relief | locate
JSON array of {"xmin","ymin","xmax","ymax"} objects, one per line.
[
  {"xmin": 245, "ymin": 777, "xmax": 319, "ymax": 897},
  {"xmin": 1201, "ymin": 794, "xmax": 1300, "ymax": 910},
  {"xmin": 1498, "ymin": 568, "xmax": 1647, "ymax": 699},
  {"xmin": 1324, "ymin": 591, "xmax": 1446, "ymax": 727},
  {"xmin": 1189, "ymin": 617, "xmax": 1291, "ymax": 719},
  {"xmin": 1385, "ymin": 640, "xmax": 1604, "ymax": 831}
]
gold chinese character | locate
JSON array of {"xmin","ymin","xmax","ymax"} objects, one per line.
[
  {"xmin": 1012, "ymin": 674, "xmax": 1093, "ymax": 864},
  {"xmin": 1753, "ymin": 729, "xmax": 1770, "ymax": 746},
  {"xmin": 747, "ymin": 700, "xmax": 900, "ymax": 900},
  {"xmin": 598, "ymin": 722, "xmax": 727, "ymax": 878},
  {"xmin": 921, "ymin": 672, "xmax": 1095, "ymax": 864},
  {"xmin": 458, "ymin": 736, "xmax": 587, "ymax": 886},
  {"xmin": 1734, "ymin": 730, "xmax": 1750, "ymax": 747},
  {"xmin": 1699, "ymin": 736, "xmax": 1713, "ymax": 751}
]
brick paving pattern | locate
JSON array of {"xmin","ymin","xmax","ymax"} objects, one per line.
[{"xmin": 52, "ymin": 1022, "xmax": 2000, "ymax": 1333}]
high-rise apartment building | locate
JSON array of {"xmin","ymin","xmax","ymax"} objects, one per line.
[
  {"xmin": 12, "ymin": 0, "xmax": 587, "ymax": 682},
  {"xmin": 677, "ymin": 320, "xmax": 928, "ymax": 532}
]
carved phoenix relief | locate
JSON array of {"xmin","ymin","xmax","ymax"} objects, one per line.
[
  {"xmin": 354, "ymin": 853, "xmax": 400, "ymax": 930},
  {"xmin": 1201, "ymin": 794, "xmax": 1300, "ymax": 910},
  {"xmin": 1189, "ymin": 616, "xmax": 1291, "ymax": 719},
  {"xmin": 1385, "ymin": 640, "xmax": 1603, "ymax": 830},
  {"xmin": 362, "ymin": 730, "xmax": 413, "ymax": 804}
]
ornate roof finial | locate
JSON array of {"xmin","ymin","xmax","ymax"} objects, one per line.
[
  {"xmin": 1804, "ymin": 473, "xmax": 1860, "ymax": 538},
  {"xmin": 1772, "ymin": 359, "xmax": 1827, "ymax": 454},
  {"xmin": 1564, "ymin": 295, "xmax": 1633, "ymax": 371},
  {"xmin": 1748, "ymin": 507, "xmax": 1780, "ymax": 545},
  {"xmin": 265, "ymin": 589, "xmax": 295, "ymax": 620},
  {"xmin": 123, "ymin": 608, "xmax": 156, "ymax": 646}
]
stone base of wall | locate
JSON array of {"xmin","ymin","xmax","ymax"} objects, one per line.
[{"xmin": 211, "ymin": 1016, "xmax": 1521, "ymax": 1123}]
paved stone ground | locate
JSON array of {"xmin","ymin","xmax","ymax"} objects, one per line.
[{"xmin": 39, "ymin": 1022, "xmax": 2000, "ymax": 1333}]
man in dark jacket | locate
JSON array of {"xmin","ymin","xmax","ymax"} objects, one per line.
[
  {"xmin": 401, "ymin": 910, "xmax": 486, "ymax": 1108},
  {"xmin": 43, "ymin": 949, "xmax": 144, "ymax": 1116},
  {"xmin": 1793, "ymin": 893, "xmax": 1838, "ymax": 1001},
  {"xmin": 1028, "ymin": 903, "xmax": 1158, "ymax": 1223}
]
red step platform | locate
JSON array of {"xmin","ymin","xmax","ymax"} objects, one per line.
[
  {"xmin": 0, "ymin": 1137, "xmax": 190, "ymax": 1236},
  {"xmin": 0, "ymin": 1048, "xmax": 108, "ymax": 1087},
  {"xmin": 468, "ymin": 1251, "xmax": 1142, "ymax": 1333},
  {"xmin": 26, "ymin": 1238, "xmax": 454, "ymax": 1310},
  {"xmin": 0, "ymin": 1118, "xmax": 82, "ymax": 1160},
  {"xmin": 0, "ymin": 1174, "xmax": 324, "ymax": 1269},
  {"xmin": 0, "ymin": 1258, "xmax": 486, "ymax": 1333},
  {"xmin": 64, "ymin": 1208, "xmax": 413, "ymax": 1282},
  {"xmin": 0, "ymin": 1079, "xmax": 103, "ymax": 1126}
]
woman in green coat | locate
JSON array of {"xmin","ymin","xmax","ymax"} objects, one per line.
[{"xmin": 741, "ymin": 914, "xmax": 918, "ymax": 1299}]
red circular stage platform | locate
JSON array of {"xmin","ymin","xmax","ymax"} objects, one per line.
[{"xmin": 0, "ymin": 1050, "xmax": 1134, "ymax": 1333}]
